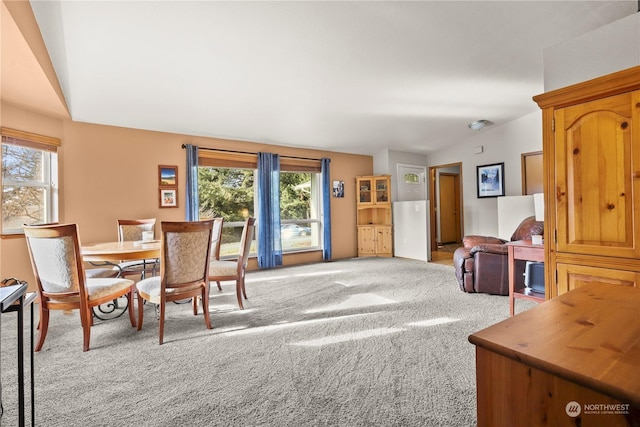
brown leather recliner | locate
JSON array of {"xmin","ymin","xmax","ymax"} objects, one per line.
[{"xmin": 453, "ymin": 216, "xmax": 543, "ymax": 296}]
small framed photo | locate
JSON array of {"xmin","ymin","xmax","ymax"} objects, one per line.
[
  {"xmin": 159, "ymin": 188, "xmax": 178, "ymax": 208},
  {"xmin": 159, "ymin": 165, "xmax": 178, "ymax": 187},
  {"xmin": 477, "ymin": 162, "xmax": 505, "ymax": 198},
  {"xmin": 333, "ymin": 180, "xmax": 344, "ymax": 198}
]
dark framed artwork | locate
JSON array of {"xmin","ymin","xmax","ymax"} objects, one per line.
[
  {"xmin": 158, "ymin": 165, "xmax": 178, "ymax": 187},
  {"xmin": 476, "ymin": 162, "xmax": 505, "ymax": 198},
  {"xmin": 332, "ymin": 180, "xmax": 344, "ymax": 198}
]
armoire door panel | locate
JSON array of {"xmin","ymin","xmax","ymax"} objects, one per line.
[{"xmin": 555, "ymin": 91, "xmax": 640, "ymax": 259}]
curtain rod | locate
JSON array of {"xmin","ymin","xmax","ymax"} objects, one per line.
[{"xmin": 181, "ymin": 144, "xmax": 323, "ymax": 162}]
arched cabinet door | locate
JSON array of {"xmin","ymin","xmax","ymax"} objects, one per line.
[{"xmin": 554, "ymin": 90, "xmax": 640, "ymax": 259}]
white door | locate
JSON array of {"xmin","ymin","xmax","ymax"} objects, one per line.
[{"xmin": 397, "ymin": 164, "xmax": 427, "ymax": 202}]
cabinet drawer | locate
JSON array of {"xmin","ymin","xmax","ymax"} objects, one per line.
[{"xmin": 556, "ymin": 263, "xmax": 640, "ymax": 296}]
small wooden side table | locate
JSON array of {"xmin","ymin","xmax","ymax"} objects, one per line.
[{"xmin": 506, "ymin": 240, "xmax": 545, "ymax": 316}]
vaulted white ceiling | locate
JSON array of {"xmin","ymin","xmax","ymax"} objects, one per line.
[{"xmin": 25, "ymin": 1, "xmax": 639, "ymax": 155}]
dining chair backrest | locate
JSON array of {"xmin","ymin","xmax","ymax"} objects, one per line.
[
  {"xmin": 237, "ymin": 218, "xmax": 256, "ymax": 275},
  {"xmin": 23, "ymin": 223, "xmax": 85, "ymax": 296},
  {"xmin": 210, "ymin": 217, "xmax": 224, "ymax": 262},
  {"xmin": 118, "ymin": 218, "xmax": 156, "ymax": 242},
  {"xmin": 161, "ymin": 220, "xmax": 214, "ymax": 288},
  {"xmin": 23, "ymin": 222, "xmax": 59, "ymax": 227}
]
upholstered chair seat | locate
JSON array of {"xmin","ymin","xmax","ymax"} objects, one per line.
[
  {"xmin": 86, "ymin": 278, "xmax": 136, "ymax": 301},
  {"xmin": 136, "ymin": 277, "xmax": 203, "ymax": 305},
  {"xmin": 208, "ymin": 261, "xmax": 237, "ymax": 277}
]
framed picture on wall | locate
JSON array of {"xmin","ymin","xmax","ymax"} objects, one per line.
[
  {"xmin": 477, "ymin": 162, "xmax": 505, "ymax": 198},
  {"xmin": 158, "ymin": 165, "xmax": 178, "ymax": 186},
  {"xmin": 159, "ymin": 188, "xmax": 178, "ymax": 208},
  {"xmin": 332, "ymin": 180, "xmax": 344, "ymax": 198}
]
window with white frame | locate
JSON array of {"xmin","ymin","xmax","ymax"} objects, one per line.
[
  {"xmin": 279, "ymin": 171, "xmax": 320, "ymax": 252},
  {"xmin": 1, "ymin": 129, "xmax": 59, "ymax": 234}
]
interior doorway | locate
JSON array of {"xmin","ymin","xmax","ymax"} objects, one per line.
[
  {"xmin": 439, "ymin": 173, "xmax": 461, "ymax": 243},
  {"xmin": 428, "ymin": 162, "xmax": 463, "ymax": 255}
]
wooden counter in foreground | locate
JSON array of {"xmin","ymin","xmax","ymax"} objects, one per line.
[{"xmin": 469, "ymin": 282, "xmax": 640, "ymax": 427}]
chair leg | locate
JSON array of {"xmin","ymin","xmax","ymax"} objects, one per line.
[
  {"xmin": 35, "ymin": 307, "xmax": 49, "ymax": 352},
  {"xmin": 202, "ymin": 286, "xmax": 212, "ymax": 330},
  {"xmin": 81, "ymin": 307, "xmax": 92, "ymax": 352},
  {"xmin": 241, "ymin": 277, "xmax": 248, "ymax": 300},
  {"xmin": 127, "ymin": 290, "xmax": 136, "ymax": 328},
  {"xmin": 158, "ymin": 301, "xmax": 166, "ymax": 345},
  {"xmin": 216, "ymin": 281, "xmax": 222, "ymax": 291},
  {"xmin": 137, "ymin": 293, "xmax": 144, "ymax": 331},
  {"xmin": 192, "ymin": 296, "xmax": 199, "ymax": 315},
  {"xmin": 236, "ymin": 280, "xmax": 244, "ymax": 310}
]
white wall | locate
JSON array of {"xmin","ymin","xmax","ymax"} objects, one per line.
[
  {"xmin": 375, "ymin": 11, "xmax": 639, "ymax": 240},
  {"xmin": 544, "ymin": 13, "xmax": 640, "ymax": 91},
  {"xmin": 375, "ymin": 149, "xmax": 428, "ymax": 203},
  {"xmin": 373, "ymin": 149, "xmax": 390, "ymax": 175},
  {"xmin": 497, "ymin": 195, "xmax": 534, "ymax": 241},
  {"xmin": 426, "ymin": 112, "xmax": 542, "ymax": 237}
]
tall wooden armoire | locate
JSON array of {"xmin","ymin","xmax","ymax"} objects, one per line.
[{"xmin": 533, "ymin": 65, "xmax": 640, "ymax": 298}]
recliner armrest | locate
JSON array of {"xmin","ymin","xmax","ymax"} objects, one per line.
[
  {"xmin": 462, "ymin": 235, "xmax": 506, "ymax": 248},
  {"xmin": 469, "ymin": 243, "xmax": 508, "ymax": 256}
]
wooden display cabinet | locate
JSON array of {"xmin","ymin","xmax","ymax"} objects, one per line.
[{"xmin": 356, "ymin": 175, "xmax": 392, "ymax": 257}]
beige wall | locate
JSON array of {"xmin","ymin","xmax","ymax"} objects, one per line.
[{"xmin": 1, "ymin": 103, "xmax": 373, "ymax": 290}]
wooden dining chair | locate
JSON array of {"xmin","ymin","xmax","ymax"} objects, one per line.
[
  {"xmin": 208, "ymin": 217, "xmax": 255, "ymax": 309},
  {"xmin": 116, "ymin": 218, "xmax": 159, "ymax": 279},
  {"xmin": 23, "ymin": 223, "xmax": 137, "ymax": 352},
  {"xmin": 136, "ymin": 220, "xmax": 214, "ymax": 345}
]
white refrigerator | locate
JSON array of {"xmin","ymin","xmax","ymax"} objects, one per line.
[{"xmin": 393, "ymin": 200, "xmax": 431, "ymax": 262}]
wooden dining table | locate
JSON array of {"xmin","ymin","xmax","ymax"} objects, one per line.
[{"xmin": 82, "ymin": 240, "xmax": 161, "ymax": 263}]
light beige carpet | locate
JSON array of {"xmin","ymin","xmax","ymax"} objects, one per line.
[{"xmin": 0, "ymin": 257, "xmax": 532, "ymax": 426}]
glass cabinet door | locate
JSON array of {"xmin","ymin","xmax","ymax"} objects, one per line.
[
  {"xmin": 358, "ymin": 178, "xmax": 372, "ymax": 203},
  {"xmin": 374, "ymin": 177, "xmax": 389, "ymax": 204}
]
